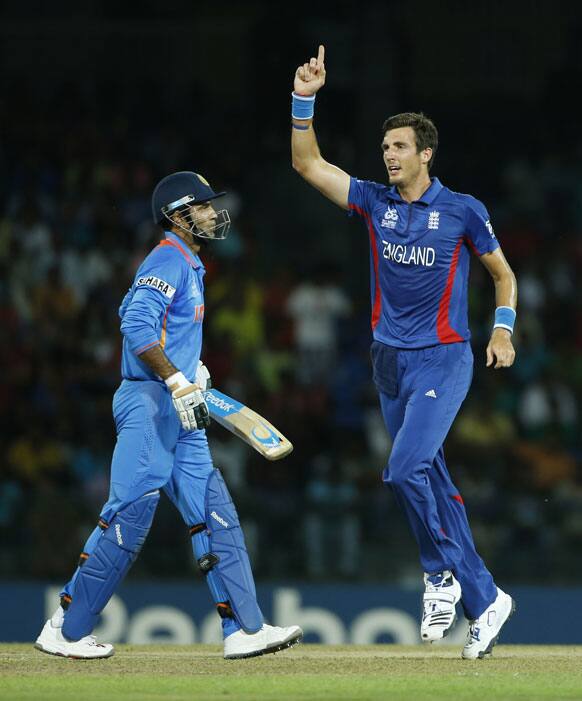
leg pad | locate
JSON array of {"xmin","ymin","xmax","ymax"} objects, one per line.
[
  {"xmin": 62, "ymin": 490, "xmax": 159, "ymax": 640},
  {"xmin": 204, "ymin": 470, "xmax": 263, "ymax": 633}
]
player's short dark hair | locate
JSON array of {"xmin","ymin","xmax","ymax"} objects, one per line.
[{"xmin": 381, "ymin": 112, "xmax": 438, "ymax": 171}]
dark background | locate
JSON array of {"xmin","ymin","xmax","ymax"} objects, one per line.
[{"xmin": 0, "ymin": 1, "xmax": 580, "ymax": 588}]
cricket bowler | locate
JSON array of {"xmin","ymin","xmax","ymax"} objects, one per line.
[
  {"xmin": 35, "ymin": 171, "xmax": 302, "ymax": 659},
  {"xmin": 291, "ymin": 46, "xmax": 517, "ymax": 659}
]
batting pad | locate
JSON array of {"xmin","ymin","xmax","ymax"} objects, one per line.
[
  {"xmin": 205, "ymin": 470, "xmax": 263, "ymax": 633},
  {"xmin": 62, "ymin": 490, "xmax": 159, "ymax": 641}
]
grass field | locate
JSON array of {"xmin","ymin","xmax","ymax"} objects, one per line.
[{"xmin": 2, "ymin": 644, "xmax": 582, "ymax": 701}]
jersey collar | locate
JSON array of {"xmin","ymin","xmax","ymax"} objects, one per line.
[
  {"xmin": 163, "ymin": 231, "xmax": 203, "ymax": 270},
  {"xmin": 388, "ymin": 177, "xmax": 444, "ymax": 206}
]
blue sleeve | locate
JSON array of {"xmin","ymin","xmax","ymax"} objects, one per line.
[
  {"xmin": 118, "ymin": 288, "xmax": 132, "ymax": 319},
  {"xmin": 347, "ymin": 177, "xmax": 377, "ymax": 218},
  {"xmin": 464, "ymin": 198, "xmax": 500, "ymax": 256},
  {"xmin": 120, "ymin": 246, "xmax": 185, "ymax": 355}
]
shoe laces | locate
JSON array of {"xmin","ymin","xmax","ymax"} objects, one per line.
[{"xmin": 424, "ymin": 571, "xmax": 453, "ymax": 591}]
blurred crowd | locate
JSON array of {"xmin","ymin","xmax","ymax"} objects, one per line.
[{"xmin": 0, "ymin": 81, "xmax": 580, "ymax": 589}]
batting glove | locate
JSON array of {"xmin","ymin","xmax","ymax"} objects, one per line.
[
  {"xmin": 195, "ymin": 360, "xmax": 212, "ymax": 391},
  {"xmin": 165, "ymin": 371, "xmax": 211, "ymax": 431}
]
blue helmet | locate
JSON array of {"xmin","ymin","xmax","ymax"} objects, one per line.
[{"xmin": 151, "ymin": 171, "xmax": 230, "ymax": 239}]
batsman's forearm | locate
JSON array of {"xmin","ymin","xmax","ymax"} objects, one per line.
[{"xmin": 138, "ymin": 345, "xmax": 178, "ymax": 380}]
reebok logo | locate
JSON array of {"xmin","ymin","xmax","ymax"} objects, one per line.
[
  {"xmin": 425, "ymin": 389, "xmax": 437, "ymax": 399},
  {"xmin": 115, "ymin": 524, "xmax": 123, "ymax": 545},
  {"xmin": 205, "ymin": 393, "xmax": 235, "ymax": 412},
  {"xmin": 211, "ymin": 511, "xmax": 229, "ymax": 528}
]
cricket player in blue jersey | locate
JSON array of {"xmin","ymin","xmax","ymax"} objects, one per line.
[
  {"xmin": 291, "ymin": 46, "xmax": 518, "ymax": 659},
  {"xmin": 35, "ymin": 171, "xmax": 302, "ymax": 660}
]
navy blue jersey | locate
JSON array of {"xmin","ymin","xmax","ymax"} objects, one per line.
[
  {"xmin": 119, "ymin": 232, "xmax": 205, "ymax": 382},
  {"xmin": 348, "ymin": 177, "xmax": 499, "ymax": 348}
]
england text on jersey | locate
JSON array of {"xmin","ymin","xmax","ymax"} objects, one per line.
[{"xmin": 381, "ymin": 241, "xmax": 436, "ymax": 266}]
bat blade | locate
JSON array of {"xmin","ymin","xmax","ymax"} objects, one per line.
[{"xmin": 203, "ymin": 388, "xmax": 293, "ymax": 461}]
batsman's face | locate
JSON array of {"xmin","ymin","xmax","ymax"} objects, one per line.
[
  {"xmin": 173, "ymin": 201, "xmax": 217, "ymax": 241},
  {"xmin": 171, "ymin": 202, "xmax": 217, "ymax": 251},
  {"xmin": 382, "ymin": 127, "xmax": 431, "ymax": 188},
  {"xmin": 190, "ymin": 202, "xmax": 217, "ymax": 234}
]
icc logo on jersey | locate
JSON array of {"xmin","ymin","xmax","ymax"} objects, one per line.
[{"xmin": 381, "ymin": 206, "xmax": 398, "ymax": 229}]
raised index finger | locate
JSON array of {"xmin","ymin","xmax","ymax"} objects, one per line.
[{"xmin": 317, "ymin": 44, "xmax": 325, "ymax": 67}]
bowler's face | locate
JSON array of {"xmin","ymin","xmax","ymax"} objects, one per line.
[{"xmin": 382, "ymin": 127, "xmax": 430, "ymax": 187}]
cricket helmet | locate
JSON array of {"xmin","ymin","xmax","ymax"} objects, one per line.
[{"xmin": 151, "ymin": 171, "xmax": 230, "ymax": 240}]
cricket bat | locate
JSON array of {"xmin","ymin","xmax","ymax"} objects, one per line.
[{"xmin": 203, "ymin": 388, "xmax": 293, "ymax": 461}]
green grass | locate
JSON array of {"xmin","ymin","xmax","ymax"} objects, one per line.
[{"xmin": 1, "ymin": 644, "xmax": 582, "ymax": 701}]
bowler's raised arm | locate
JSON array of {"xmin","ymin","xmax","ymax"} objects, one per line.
[{"xmin": 291, "ymin": 45, "xmax": 351, "ymax": 209}]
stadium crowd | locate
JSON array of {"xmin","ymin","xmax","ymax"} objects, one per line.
[{"xmin": 0, "ymin": 81, "xmax": 580, "ymax": 588}]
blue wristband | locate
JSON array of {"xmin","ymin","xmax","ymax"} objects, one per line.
[
  {"xmin": 494, "ymin": 306, "xmax": 516, "ymax": 334},
  {"xmin": 292, "ymin": 92, "xmax": 316, "ymax": 120}
]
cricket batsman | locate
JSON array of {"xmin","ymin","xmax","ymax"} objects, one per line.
[
  {"xmin": 35, "ymin": 171, "xmax": 302, "ymax": 659},
  {"xmin": 291, "ymin": 46, "xmax": 517, "ymax": 659}
]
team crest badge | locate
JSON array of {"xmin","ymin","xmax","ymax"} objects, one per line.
[{"xmin": 428, "ymin": 211, "xmax": 440, "ymax": 230}]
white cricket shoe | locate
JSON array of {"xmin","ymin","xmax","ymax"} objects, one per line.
[
  {"xmin": 421, "ymin": 570, "xmax": 462, "ymax": 642},
  {"xmin": 35, "ymin": 614, "xmax": 114, "ymax": 659},
  {"xmin": 224, "ymin": 623, "xmax": 303, "ymax": 660},
  {"xmin": 462, "ymin": 587, "xmax": 516, "ymax": 659}
]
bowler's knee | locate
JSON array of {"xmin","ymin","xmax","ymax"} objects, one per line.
[{"xmin": 384, "ymin": 454, "xmax": 430, "ymax": 492}]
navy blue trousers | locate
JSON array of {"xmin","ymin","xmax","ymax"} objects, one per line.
[{"xmin": 372, "ymin": 340, "xmax": 497, "ymax": 620}]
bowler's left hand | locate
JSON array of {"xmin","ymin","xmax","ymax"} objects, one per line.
[{"xmin": 486, "ymin": 328, "xmax": 516, "ymax": 369}]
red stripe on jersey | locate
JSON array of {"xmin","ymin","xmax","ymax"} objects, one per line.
[
  {"xmin": 158, "ymin": 238, "xmax": 195, "ymax": 266},
  {"xmin": 436, "ymin": 238, "xmax": 464, "ymax": 344},
  {"xmin": 464, "ymin": 235, "xmax": 481, "ymax": 257},
  {"xmin": 160, "ymin": 303, "xmax": 171, "ymax": 349},
  {"xmin": 135, "ymin": 340, "xmax": 160, "ymax": 355},
  {"xmin": 349, "ymin": 204, "xmax": 381, "ymax": 329},
  {"xmin": 452, "ymin": 494, "xmax": 464, "ymax": 505}
]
